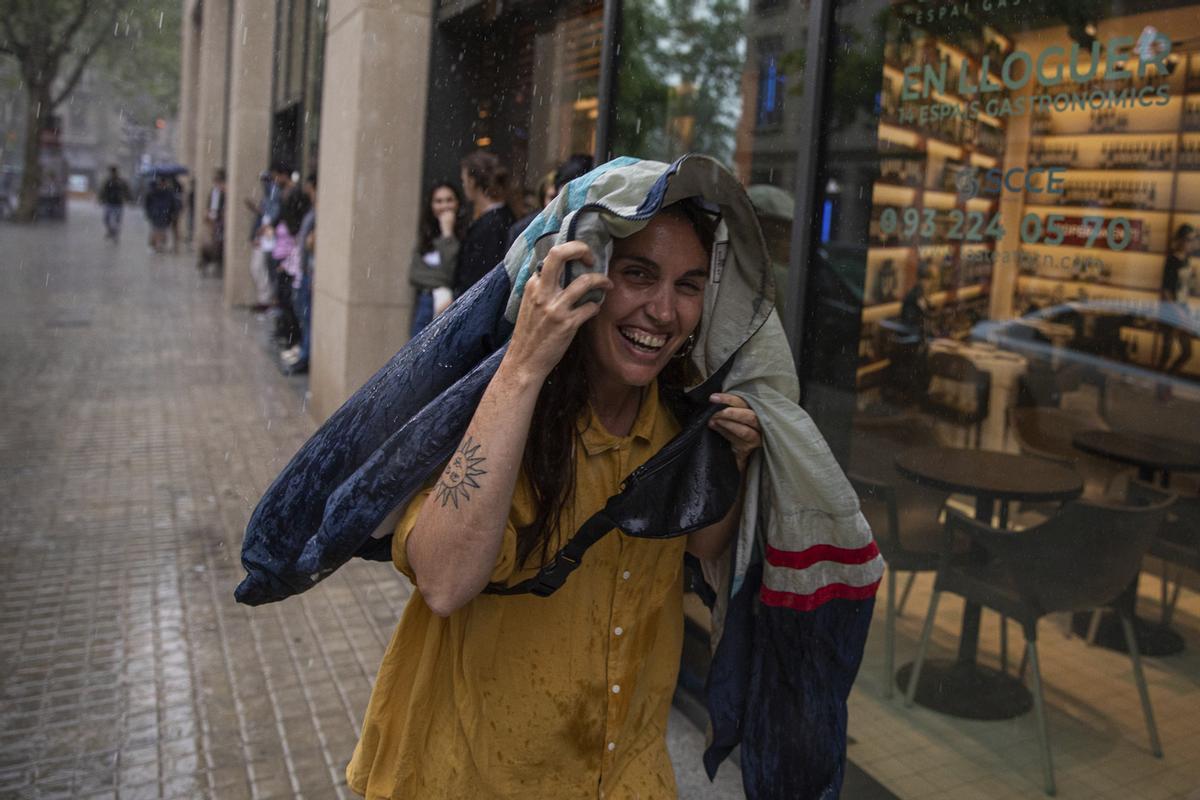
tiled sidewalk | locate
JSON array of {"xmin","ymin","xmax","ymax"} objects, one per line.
[{"xmin": 0, "ymin": 204, "xmax": 743, "ymax": 799}]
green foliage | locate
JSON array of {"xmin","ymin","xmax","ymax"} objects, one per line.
[
  {"xmin": 101, "ymin": 3, "xmax": 182, "ymax": 124},
  {"xmin": 613, "ymin": 0, "xmax": 747, "ymax": 162}
]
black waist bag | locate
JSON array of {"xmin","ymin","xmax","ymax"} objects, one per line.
[{"xmin": 485, "ymin": 362, "xmax": 741, "ymax": 598}]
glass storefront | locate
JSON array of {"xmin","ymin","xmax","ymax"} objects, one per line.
[
  {"xmin": 801, "ymin": 0, "xmax": 1200, "ymax": 795},
  {"xmin": 271, "ymin": 0, "xmax": 325, "ymax": 176}
]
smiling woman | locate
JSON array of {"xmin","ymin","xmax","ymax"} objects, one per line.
[{"xmin": 346, "ymin": 198, "xmax": 763, "ymax": 798}]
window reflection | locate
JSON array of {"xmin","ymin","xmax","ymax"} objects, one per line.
[{"xmin": 812, "ymin": 1, "xmax": 1200, "ymax": 795}]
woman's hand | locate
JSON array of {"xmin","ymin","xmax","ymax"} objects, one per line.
[
  {"xmin": 504, "ymin": 241, "xmax": 612, "ymax": 382},
  {"xmin": 437, "ymin": 209, "xmax": 457, "ymax": 238},
  {"xmin": 708, "ymin": 393, "xmax": 762, "ymax": 473}
]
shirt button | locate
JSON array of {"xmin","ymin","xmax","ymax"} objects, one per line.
[
  {"xmin": 622, "ymin": 570, "xmax": 631, "ymax": 580},
  {"xmin": 612, "ymin": 684, "xmax": 621, "ymax": 694},
  {"xmin": 614, "ymin": 626, "xmax": 624, "ymax": 637},
  {"xmin": 608, "ymin": 741, "xmax": 616, "ymax": 751}
]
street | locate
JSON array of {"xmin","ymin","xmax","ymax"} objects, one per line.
[{"xmin": 0, "ymin": 202, "xmax": 743, "ymax": 799}]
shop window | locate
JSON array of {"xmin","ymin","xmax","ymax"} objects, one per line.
[
  {"xmin": 613, "ymin": 0, "xmax": 809, "ymax": 316},
  {"xmin": 804, "ymin": 2, "xmax": 1200, "ymax": 797}
]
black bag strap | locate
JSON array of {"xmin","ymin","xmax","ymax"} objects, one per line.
[
  {"xmin": 482, "ymin": 358, "xmax": 738, "ymax": 599},
  {"xmin": 483, "ymin": 511, "xmax": 615, "ymax": 597}
]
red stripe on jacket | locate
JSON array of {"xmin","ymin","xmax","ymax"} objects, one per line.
[
  {"xmin": 760, "ymin": 581, "xmax": 881, "ymax": 611},
  {"xmin": 764, "ymin": 540, "xmax": 880, "ymax": 571}
]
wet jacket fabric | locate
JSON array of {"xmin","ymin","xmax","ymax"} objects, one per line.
[{"xmin": 236, "ymin": 155, "xmax": 883, "ymax": 799}]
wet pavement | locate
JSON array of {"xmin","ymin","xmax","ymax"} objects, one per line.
[{"xmin": 0, "ymin": 203, "xmax": 743, "ymax": 799}]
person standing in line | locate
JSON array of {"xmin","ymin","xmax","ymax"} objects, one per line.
[
  {"xmin": 197, "ymin": 168, "xmax": 227, "ymax": 274},
  {"xmin": 262, "ymin": 163, "xmax": 297, "ymax": 338},
  {"xmin": 98, "ymin": 165, "xmax": 131, "ymax": 241},
  {"xmin": 452, "ymin": 151, "xmax": 515, "ymax": 298},
  {"xmin": 409, "ymin": 181, "xmax": 465, "ymax": 336},
  {"xmin": 243, "ymin": 171, "xmax": 276, "ymax": 313},
  {"xmin": 1156, "ymin": 224, "xmax": 1196, "ymax": 377},
  {"xmin": 282, "ymin": 173, "xmax": 318, "ymax": 374},
  {"xmin": 506, "ymin": 153, "xmax": 594, "ymax": 249},
  {"xmin": 271, "ymin": 182, "xmax": 310, "ymax": 351}
]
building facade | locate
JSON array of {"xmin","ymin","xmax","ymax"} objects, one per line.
[{"xmin": 182, "ymin": 0, "xmax": 1200, "ymax": 793}]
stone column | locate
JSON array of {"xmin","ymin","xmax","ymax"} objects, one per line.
[
  {"xmin": 192, "ymin": 0, "xmax": 231, "ymax": 235},
  {"xmin": 177, "ymin": 1, "xmax": 201, "ymax": 169},
  {"xmin": 310, "ymin": 0, "xmax": 433, "ymax": 421},
  {"xmin": 222, "ymin": 0, "xmax": 276, "ymax": 307}
]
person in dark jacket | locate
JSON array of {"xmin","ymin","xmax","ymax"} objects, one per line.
[
  {"xmin": 453, "ymin": 151, "xmax": 515, "ymax": 297},
  {"xmin": 144, "ymin": 177, "xmax": 179, "ymax": 253},
  {"xmin": 98, "ymin": 165, "xmax": 131, "ymax": 241}
]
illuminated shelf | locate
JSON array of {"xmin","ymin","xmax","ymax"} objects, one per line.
[
  {"xmin": 1028, "ymin": 164, "xmax": 1176, "ymax": 172},
  {"xmin": 1032, "ymin": 131, "xmax": 1178, "ymax": 140},
  {"xmin": 861, "ymin": 284, "xmax": 986, "ymax": 323},
  {"xmin": 1021, "ymin": 203, "xmax": 1172, "ymax": 217},
  {"xmin": 1017, "ymin": 275, "xmax": 1159, "ymax": 301},
  {"xmin": 1020, "ymin": 242, "xmax": 1167, "ymax": 262}
]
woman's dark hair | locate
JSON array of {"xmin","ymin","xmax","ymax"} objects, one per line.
[
  {"xmin": 281, "ymin": 188, "xmax": 311, "ymax": 236},
  {"xmin": 418, "ymin": 181, "xmax": 465, "ymax": 252},
  {"xmin": 515, "ymin": 200, "xmax": 716, "ymax": 568},
  {"xmin": 461, "ymin": 150, "xmax": 510, "ymax": 203},
  {"xmin": 1172, "ymin": 224, "xmax": 1194, "ymax": 248}
]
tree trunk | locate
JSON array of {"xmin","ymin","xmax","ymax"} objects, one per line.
[{"xmin": 13, "ymin": 84, "xmax": 52, "ymax": 223}]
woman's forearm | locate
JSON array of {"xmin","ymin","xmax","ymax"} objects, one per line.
[{"xmin": 405, "ymin": 356, "xmax": 542, "ymax": 616}]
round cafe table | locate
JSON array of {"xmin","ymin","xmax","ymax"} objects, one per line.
[
  {"xmin": 1068, "ymin": 429, "xmax": 1200, "ymax": 656},
  {"xmin": 1072, "ymin": 429, "xmax": 1200, "ymax": 486},
  {"xmin": 893, "ymin": 446, "xmax": 1083, "ymax": 720}
]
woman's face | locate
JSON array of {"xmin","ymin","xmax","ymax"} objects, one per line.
[
  {"xmin": 582, "ymin": 212, "xmax": 708, "ymax": 389},
  {"xmin": 431, "ymin": 186, "xmax": 459, "ymax": 217}
]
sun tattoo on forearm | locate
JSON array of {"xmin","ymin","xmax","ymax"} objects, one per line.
[{"xmin": 435, "ymin": 436, "xmax": 487, "ymax": 508}]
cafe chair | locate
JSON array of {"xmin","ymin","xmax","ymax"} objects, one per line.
[
  {"xmin": 921, "ymin": 352, "xmax": 990, "ymax": 448},
  {"xmin": 1009, "ymin": 406, "xmax": 1124, "ymax": 503},
  {"xmin": 1102, "ymin": 376, "xmax": 1200, "ymax": 442},
  {"xmin": 848, "ymin": 411, "xmax": 959, "ymax": 699},
  {"xmin": 1127, "ymin": 480, "xmax": 1200, "ymax": 629},
  {"xmin": 905, "ymin": 498, "xmax": 1171, "ymax": 796},
  {"xmin": 848, "ymin": 471, "xmax": 957, "ymax": 700}
]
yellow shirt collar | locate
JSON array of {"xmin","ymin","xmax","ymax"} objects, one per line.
[{"xmin": 578, "ymin": 381, "xmax": 661, "ymax": 455}]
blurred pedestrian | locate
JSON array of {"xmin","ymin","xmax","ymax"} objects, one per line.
[
  {"xmin": 243, "ymin": 171, "xmax": 276, "ymax": 313},
  {"xmin": 506, "ymin": 153, "xmax": 594, "ymax": 249},
  {"xmin": 143, "ymin": 176, "xmax": 178, "ymax": 253},
  {"xmin": 1156, "ymin": 224, "xmax": 1196, "ymax": 377},
  {"xmin": 271, "ymin": 182, "xmax": 310, "ymax": 350},
  {"xmin": 453, "ymin": 151, "xmax": 515, "ymax": 297},
  {"xmin": 281, "ymin": 173, "xmax": 318, "ymax": 374},
  {"xmin": 98, "ymin": 165, "xmax": 131, "ymax": 241},
  {"xmin": 409, "ymin": 181, "xmax": 464, "ymax": 336},
  {"xmin": 262, "ymin": 162, "xmax": 297, "ymax": 338},
  {"xmin": 197, "ymin": 168, "xmax": 227, "ymax": 274}
]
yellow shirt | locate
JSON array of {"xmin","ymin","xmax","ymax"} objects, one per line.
[{"xmin": 347, "ymin": 382, "xmax": 687, "ymax": 799}]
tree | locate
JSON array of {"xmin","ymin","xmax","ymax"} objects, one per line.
[{"xmin": 0, "ymin": 0, "xmax": 130, "ymax": 222}]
